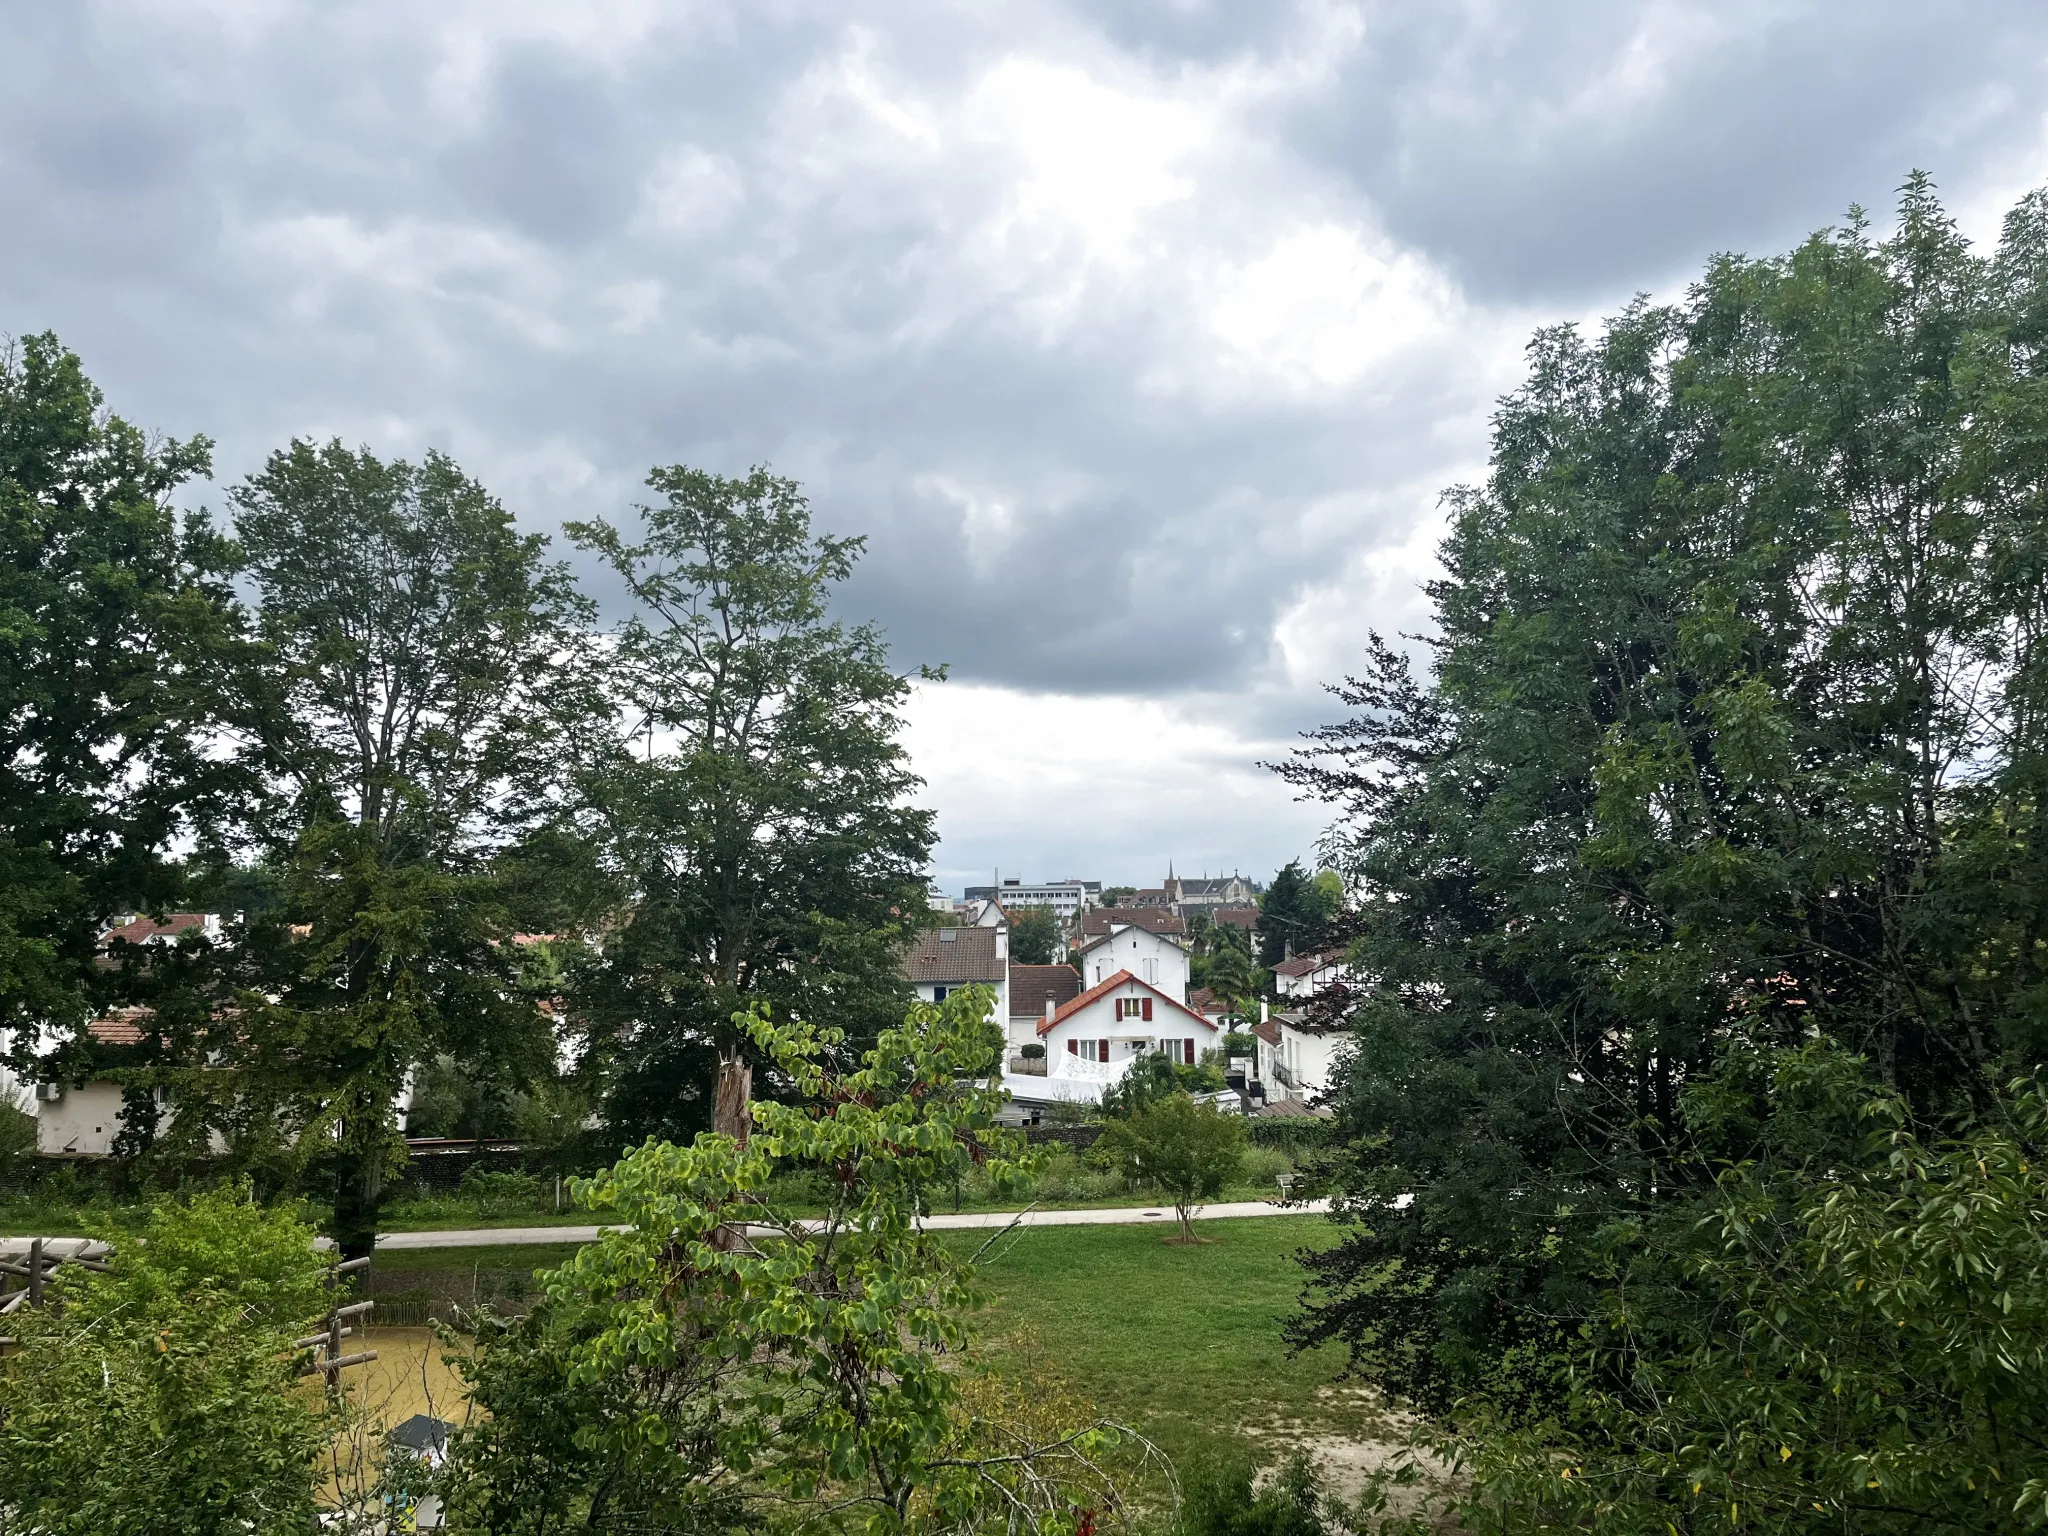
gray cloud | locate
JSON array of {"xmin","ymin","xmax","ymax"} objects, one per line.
[{"xmin": 4, "ymin": 1, "xmax": 2044, "ymax": 884}]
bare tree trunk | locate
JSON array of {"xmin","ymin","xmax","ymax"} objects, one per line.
[
  {"xmin": 710, "ymin": 1051, "xmax": 753, "ymax": 1254},
  {"xmin": 713, "ymin": 1052, "xmax": 752, "ymax": 1147}
]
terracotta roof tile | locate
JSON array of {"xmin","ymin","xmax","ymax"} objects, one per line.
[
  {"xmin": 101, "ymin": 913, "xmax": 211, "ymax": 947},
  {"xmin": 86, "ymin": 1008, "xmax": 152, "ymax": 1045},
  {"xmin": 1038, "ymin": 968, "xmax": 1216, "ymax": 1036},
  {"xmin": 1273, "ymin": 948, "xmax": 1345, "ymax": 979}
]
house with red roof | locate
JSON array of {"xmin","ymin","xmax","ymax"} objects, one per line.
[{"xmin": 1039, "ymin": 968, "xmax": 1220, "ymax": 1080}]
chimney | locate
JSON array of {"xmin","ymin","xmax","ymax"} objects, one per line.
[
  {"xmin": 1261, "ymin": 1000, "xmax": 1269, "ymax": 1024},
  {"xmin": 1045, "ymin": 995, "xmax": 1056, "ymax": 1023}
]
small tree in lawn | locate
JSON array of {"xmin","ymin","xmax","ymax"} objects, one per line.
[
  {"xmin": 1097, "ymin": 1093, "xmax": 1247, "ymax": 1242},
  {"xmin": 444, "ymin": 985, "xmax": 1141, "ymax": 1533}
]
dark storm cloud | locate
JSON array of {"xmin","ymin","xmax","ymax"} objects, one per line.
[
  {"xmin": 2, "ymin": 0, "xmax": 2045, "ymax": 718},
  {"xmin": 1288, "ymin": 2, "xmax": 2048, "ymax": 303}
]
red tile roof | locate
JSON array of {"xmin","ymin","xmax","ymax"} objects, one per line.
[
  {"xmin": 1273, "ymin": 948, "xmax": 1345, "ymax": 979},
  {"xmin": 86, "ymin": 1008, "xmax": 152, "ymax": 1045},
  {"xmin": 101, "ymin": 913, "xmax": 211, "ymax": 946},
  {"xmin": 1038, "ymin": 969, "xmax": 1216, "ymax": 1036},
  {"xmin": 1210, "ymin": 905, "xmax": 1259, "ymax": 931},
  {"xmin": 901, "ymin": 925, "xmax": 1007, "ymax": 984}
]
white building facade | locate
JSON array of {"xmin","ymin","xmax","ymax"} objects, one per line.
[
  {"xmin": 962, "ymin": 878, "xmax": 1100, "ymax": 920},
  {"xmin": 1039, "ymin": 971, "xmax": 1220, "ymax": 1074},
  {"xmin": 1074, "ymin": 923, "xmax": 1191, "ymax": 1001}
]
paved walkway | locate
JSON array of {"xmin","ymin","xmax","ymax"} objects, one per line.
[{"xmin": 370, "ymin": 1197, "xmax": 1333, "ymax": 1251}]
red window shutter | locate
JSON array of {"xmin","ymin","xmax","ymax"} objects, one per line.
[
  {"xmin": 1184, "ymin": 1038, "xmax": 1194, "ymax": 1065},
  {"xmin": 1142, "ymin": 998, "xmax": 1153, "ymax": 1022},
  {"xmin": 1067, "ymin": 1039, "xmax": 1076, "ymax": 1055},
  {"xmin": 1099, "ymin": 1040, "xmax": 1109, "ymax": 1062}
]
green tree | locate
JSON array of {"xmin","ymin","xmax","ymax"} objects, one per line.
[
  {"xmin": 1455, "ymin": 1049, "xmax": 2048, "ymax": 1535},
  {"xmin": 1277, "ymin": 175, "xmax": 2048, "ymax": 1424},
  {"xmin": 1101, "ymin": 1047, "xmax": 1225, "ymax": 1118},
  {"xmin": 1095, "ymin": 1092, "xmax": 1245, "ymax": 1241},
  {"xmin": 1253, "ymin": 861, "xmax": 1339, "ymax": 970},
  {"xmin": 219, "ymin": 441, "xmax": 588, "ymax": 1254},
  {"xmin": 1009, "ymin": 904, "xmax": 1063, "ymax": 965},
  {"xmin": 0, "ymin": 334, "xmax": 243, "ymax": 1093},
  {"xmin": 444, "ymin": 987, "xmax": 1126, "ymax": 1532},
  {"xmin": 0, "ymin": 1188, "xmax": 337, "ymax": 1535},
  {"xmin": 1193, "ymin": 923, "xmax": 1259, "ymax": 1021},
  {"xmin": 564, "ymin": 467, "xmax": 935, "ymax": 1145}
]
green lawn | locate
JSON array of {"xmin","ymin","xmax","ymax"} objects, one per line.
[
  {"xmin": 362, "ymin": 1219, "xmax": 1359, "ymax": 1466},
  {"xmin": 944, "ymin": 1215, "xmax": 1368, "ymax": 1466}
]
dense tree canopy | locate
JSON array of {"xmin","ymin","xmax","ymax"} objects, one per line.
[
  {"xmin": 0, "ymin": 334, "xmax": 241, "ymax": 1088},
  {"xmin": 1254, "ymin": 861, "xmax": 1342, "ymax": 971},
  {"xmin": 563, "ymin": 467, "xmax": 935, "ymax": 1144},
  {"xmin": 212, "ymin": 442, "xmax": 589, "ymax": 1252},
  {"xmin": 1279, "ymin": 176, "xmax": 2048, "ymax": 1507}
]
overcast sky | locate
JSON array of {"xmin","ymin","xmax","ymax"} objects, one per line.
[{"xmin": 7, "ymin": 2, "xmax": 2048, "ymax": 892}]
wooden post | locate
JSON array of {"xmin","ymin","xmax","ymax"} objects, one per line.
[{"xmin": 26, "ymin": 1239, "xmax": 42, "ymax": 1308}]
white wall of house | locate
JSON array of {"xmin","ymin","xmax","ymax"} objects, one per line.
[
  {"xmin": 35, "ymin": 1082, "xmax": 133, "ymax": 1156},
  {"xmin": 35, "ymin": 1082, "xmax": 237, "ymax": 1157},
  {"xmin": 1272, "ymin": 1020, "xmax": 1347, "ymax": 1102},
  {"xmin": 1042, "ymin": 974, "xmax": 1217, "ymax": 1074},
  {"xmin": 1076, "ymin": 927, "xmax": 1190, "ymax": 1002},
  {"xmin": 913, "ymin": 973, "xmax": 1011, "ymax": 1027}
]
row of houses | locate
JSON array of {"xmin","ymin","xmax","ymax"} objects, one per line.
[
  {"xmin": 12, "ymin": 886, "xmax": 1355, "ymax": 1154},
  {"xmin": 901, "ymin": 892, "xmax": 1351, "ymax": 1124}
]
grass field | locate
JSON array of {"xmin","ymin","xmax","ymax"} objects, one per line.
[
  {"xmin": 356, "ymin": 1221, "xmax": 1363, "ymax": 1467},
  {"xmin": 947, "ymin": 1215, "xmax": 1377, "ymax": 1467}
]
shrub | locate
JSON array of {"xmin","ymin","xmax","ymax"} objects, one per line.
[
  {"xmin": 0, "ymin": 1188, "xmax": 337, "ymax": 1535},
  {"xmin": 458, "ymin": 1167, "xmax": 547, "ymax": 1217},
  {"xmin": 1182, "ymin": 1449, "xmax": 1328, "ymax": 1536},
  {"xmin": 1020, "ymin": 1042, "xmax": 1045, "ymax": 1060}
]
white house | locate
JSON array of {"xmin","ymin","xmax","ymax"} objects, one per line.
[
  {"xmin": 32, "ymin": 1010, "xmax": 235, "ymax": 1157},
  {"xmin": 901, "ymin": 924, "xmax": 1009, "ymax": 1024},
  {"xmin": 1039, "ymin": 969, "xmax": 1220, "ymax": 1074},
  {"xmin": 1073, "ymin": 923, "xmax": 1191, "ymax": 1002},
  {"xmin": 1272, "ymin": 948, "xmax": 1352, "ymax": 1000},
  {"xmin": 1256, "ymin": 1007, "xmax": 1349, "ymax": 1104}
]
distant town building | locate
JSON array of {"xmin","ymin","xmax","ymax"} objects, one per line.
[{"xmin": 961, "ymin": 878, "xmax": 1100, "ymax": 919}]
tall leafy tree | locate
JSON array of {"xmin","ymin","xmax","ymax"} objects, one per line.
[
  {"xmin": 0, "ymin": 334, "xmax": 241, "ymax": 1086},
  {"xmin": 1278, "ymin": 177, "xmax": 2048, "ymax": 1421},
  {"xmin": 1007, "ymin": 904, "xmax": 1063, "ymax": 965},
  {"xmin": 565, "ymin": 467, "xmax": 935, "ymax": 1143},
  {"xmin": 1254, "ymin": 859, "xmax": 1340, "ymax": 970},
  {"xmin": 220, "ymin": 441, "xmax": 589, "ymax": 1254}
]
